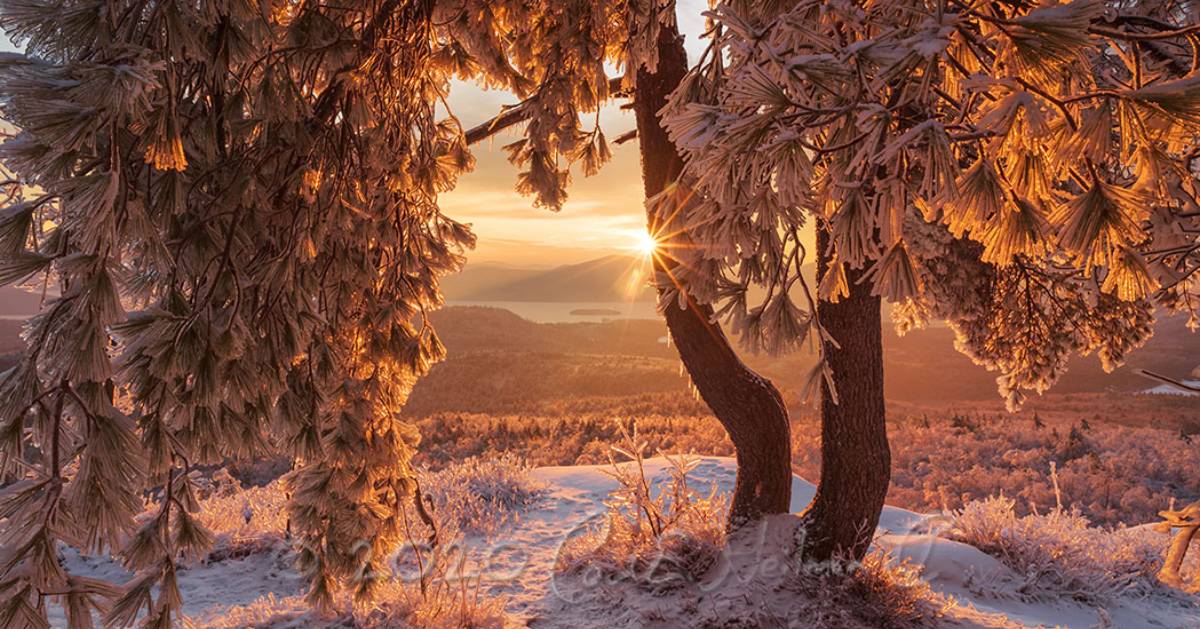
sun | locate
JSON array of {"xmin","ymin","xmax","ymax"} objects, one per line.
[{"xmin": 632, "ymin": 230, "xmax": 659, "ymax": 257}]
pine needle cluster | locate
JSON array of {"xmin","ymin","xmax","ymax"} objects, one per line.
[
  {"xmin": 661, "ymin": 0, "xmax": 1200, "ymax": 407},
  {"xmin": 0, "ymin": 0, "xmax": 687, "ymax": 624},
  {"xmin": 0, "ymin": 1, "xmax": 476, "ymax": 624}
]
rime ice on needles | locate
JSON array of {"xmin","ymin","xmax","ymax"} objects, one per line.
[
  {"xmin": 0, "ymin": 0, "xmax": 687, "ymax": 625},
  {"xmin": 0, "ymin": 0, "xmax": 1198, "ymax": 625},
  {"xmin": 660, "ymin": 0, "xmax": 1200, "ymax": 408},
  {"xmin": 0, "ymin": 0, "xmax": 478, "ymax": 625}
]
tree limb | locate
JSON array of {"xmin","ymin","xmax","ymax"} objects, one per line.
[
  {"xmin": 465, "ymin": 76, "xmax": 626, "ymax": 146},
  {"xmin": 613, "ymin": 129, "xmax": 638, "ymax": 145},
  {"xmin": 1140, "ymin": 369, "xmax": 1200, "ymax": 393}
]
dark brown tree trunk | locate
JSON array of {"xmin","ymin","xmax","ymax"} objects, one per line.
[
  {"xmin": 799, "ymin": 228, "xmax": 891, "ymax": 560},
  {"xmin": 632, "ymin": 25, "xmax": 792, "ymax": 524}
]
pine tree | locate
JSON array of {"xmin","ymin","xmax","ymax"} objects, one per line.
[
  {"xmin": 657, "ymin": 0, "xmax": 1199, "ymax": 558},
  {"xmin": 0, "ymin": 1, "xmax": 1198, "ymax": 625},
  {"xmin": 0, "ymin": 0, "xmax": 471, "ymax": 623}
]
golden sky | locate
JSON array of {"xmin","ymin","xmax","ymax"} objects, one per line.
[
  {"xmin": 442, "ymin": 86, "xmax": 650, "ymax": 268},
  {"xmin": 0, "ymin": 3, "xmax": 712, "ymax": 269},
  {"xmin": 443, "ymin": 2, "xmax": 710, "ymax": 268}
]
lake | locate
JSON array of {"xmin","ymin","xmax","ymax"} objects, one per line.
[{"xmin": 445, "ymin": 300, "xmax": 659, "ymax": 323}]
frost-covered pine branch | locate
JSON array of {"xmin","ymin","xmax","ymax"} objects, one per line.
[
  {"xmin": 0, "ymin": 0, "xmax": 478, "ymax": 623},
  {"xmin": 0, "ymin": 0, "xmax": 678, "ymax": 624},
  {"xmin": 658, "ymin": 0, "xmax": 1200, "ymax": 409}
]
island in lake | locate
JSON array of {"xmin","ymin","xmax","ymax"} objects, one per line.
[{"xmin": 570, "ymin": 308, "xmax": 622, "ymax": 316}]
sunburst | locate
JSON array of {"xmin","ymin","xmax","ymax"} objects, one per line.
[{"xmin": 632, "ymin": 230, "xmax": 659, "ymax": 257}]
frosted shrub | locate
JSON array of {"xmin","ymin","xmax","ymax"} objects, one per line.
[
  {"xmin": 193, "ymin": 594, "xmax": 311, "ymax": 628},
  {"xmin": 361, "ymin": 557, "xmax": 516, "ymax": 629},
  {"xmin": 200, "ymin": 547, "xmax": 516, "ymax": 628},
  {"xmin": 189, "ymin": 468, "xmax": 244, "ymax": 500},
  {"xmin": 557, "ymin": 421, "xmax": 728, "ymax": 588},
  {"xmin": 794, "ymin": 410, "xmax": 1200, "ymax": 528},
  {"xmin": 412, "ymin": 407, "xmax": 733, "ymax": 470},
  {"xmin": 197, "ymin": 480, "xmax": 290, "ymax": 537},
  {"xmin": 197, "ymin": 577, "xmax": 516, "ymax": 629},
  {"xmin": 416, "ymin": 405, "xmax": 1200, "ymax": 530},
  {"xmin": 950, "ymin": 495, "xmax": 1166, "ymax": 602},
  {"xmin": 197, "ymin": 457, "xmax": 533, "ymax": 628},
  {"xmin": 192, "ymin": 455, "xmax": 544, "ymax": 546},
  {"xmin": 388, "ymin": 453, "xmax": 544, "ymax": 605},
  {"xmin": 560, "ymin": 497, "xmax": 945, "ymax": 628},
  {"xmin": 782, "ymin": 549, "xmax": 946, "ymax": 629},
  {"xmin": 371, "ymin": 456, "xmax": 541, "ymax": 626},
  {"xmin": 417, "ymin": 454, "xmax": 546, "ymax": 537}
]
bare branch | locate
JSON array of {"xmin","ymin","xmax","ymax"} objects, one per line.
[
  {"xmin": 465, "ymin": 76, "xmax": 626, "ymax": 145},
  {"xmin": 613, "ymin": 129, "xmax": 638, "ymax": 145},
  {"xmin": 1139, "ymin": 369, "xmax": 1200, "ymax": 393}
]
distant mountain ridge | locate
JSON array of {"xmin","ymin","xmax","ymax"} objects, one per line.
[
  {"xmin": 442, "ymin": 255, "xmax": 656, "ymax": 302},
  {"xmin": 414, "ymin": 306, "xmax": 1200, "ymax": 409}
]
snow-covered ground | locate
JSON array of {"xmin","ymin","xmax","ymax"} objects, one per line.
[
  {"xmin": 53, "ymin": 458, "xmax": 1200, "ymax": 628},
  {"xmin": 1144, "ymin": 380, "xmax": 1200, "ymax": 396}
]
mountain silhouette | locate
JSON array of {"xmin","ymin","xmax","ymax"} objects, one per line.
[{"xmin": 443, "ymin": 255, "xmax": 655, "ymax": 302}]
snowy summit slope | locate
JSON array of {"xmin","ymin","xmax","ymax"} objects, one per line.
[{"xmin": 53, "ymin": 457, "xmax": 1200, "ymax": 628}]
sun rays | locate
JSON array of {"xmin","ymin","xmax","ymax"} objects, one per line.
[{"xmin": 632, "ymin": 230, "xmax": 659, "ymax": 257}]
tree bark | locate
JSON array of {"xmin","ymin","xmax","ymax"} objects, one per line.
[
  {"xmin": 632, "ymin": 25, "xmax": 792, "ymax": 524},
  {"xmin": 799, "ymin": 228, "xmax": 891, "ymax": 560},
  {"xmin": 1158, "ymin": 525, "xmax": 1197, "ymax": 587}
]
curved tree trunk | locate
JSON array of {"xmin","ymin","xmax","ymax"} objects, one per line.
[
  {"xmin": 799, "ymin": 228, "xmax": 891, "ymax": 560},
  {"xmin": 632, "ymin": 25, "xmax": 792, "ymax": 523},
  {"xmin": 629, "ymin": 18, "xmax": 890, "ymax": 549}
]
